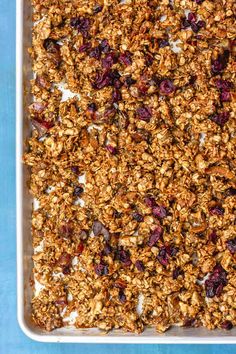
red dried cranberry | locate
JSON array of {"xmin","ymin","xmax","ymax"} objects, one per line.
[
  {"xmin": 210, "ymin": 112, "xmax": 229, "ymax": 127},
  {"xmin": 220, "ymin": 91, "xmax": 231, "ymax": 102},
  {"xmin": 71, "ymin": 166, "xmax": 79, "ymax": 174},
  {"xmin": 132, "ymin": 213, "xmax": 144, "ymax": 222},
  {"xmin": 145, "ymin": 196, "xmax": 156, "ymax": 208},
  {"xmin": 182, "ymin": 18, "xmax": 191, "ymax": 28},
  {"xmin": 166, "ymin": 245, "xmax": 179, "ymax": 257},
  {"xmin": 211, "ymin": 50, "xmax": 230, "ymax": 75},
  {"xmin": 188, "ymin": 12, "xmax": 197, "ymax": 23},
  {"xmin": 106, "ymin": 145, "xmax": 117, "ymax": 155},
  {"xmin": 112, "ymin": 89, "xmax": 122, "ymax": 103},
  {"xmin": 92, "ymin": 70, "xmax": 112, "ymax": 89},
  {"xmin": 113, "ymin": 79, "xmax": 123, "ymax": 89},
  {"xmin": 147, "ymin": 226, "xmax": 163, "ymax": 247},
  {"xmin": 136, "ymin": 106, "xmax": 152, "ymax": 122},
  {"xmin": 94, "ymin": 263, "xmax": 109, "ymax": 276},
  {"xmin": 152, "ymin": 205, "xmax": 167, "ymax": 219},
  {"xmin": 216, "ymin": 79, "xmax": 232, "ymax": 90},
  {"xmin": 191, "ymin": 22, "xmax": 199, "ymax": 33},
  {"xmin": 195, "ymin": 0, "xmax": 205, "ymax": 3},
  {"xmin": 102, "ymin": 52, "xmax": 117, "ymax": 69},
  {"xmin": 208, "ymin": 231, "xmax": 217, "ymax": 243},
  {"xmin": 158, "ymin": 39, "xmax": 169, "ymax": 48},
  {"xmin": 160, "ymin": 79, "xmax": 175, "ymax": 95},
  {"xmin": 157, "ymin": 247, "xmax": 169, "ymax": 266},
  {"xmin": 70, "ymin": 17, "xmax": 90, "ymax": 38},
  {"xmin": 197, "ymin": 20, "xmax": 206, "ymax": 29},
  {"xmin": 76, "ymin": 242, "xmax": 84, "ymax": 255},
  {"xmin": 205, "ymin": 264, "xmax": 227, "ymax": 298},
  {"xmin": 116, "ymin": 248, "xmax": 132, "ymax": 266},
  {"xmin": 119, "ymin": 51, "xmax": 132, "ymax": 66},
  {"xmin": 209, "ymin": 205, "xmax": 225, "ymax": 215},
  {"xmin": 173, "ymin": 267, "xmax": 184, "ymax": 279},
  {"xmin": 89, "ymin": 46, "xmax": 101, "ymax": 60},
  {"xmin": 221, "ymin": 321, "xmax": 233, "ymax": 330},
  {"xmin": 78, "ymin": 42, "xmax": 91, "ymax": 53},
  {"xmin": 94, "ymin": 4, "xmax": 103, "ymax": 13},
  {"xmin": 135, "ymin": 260, "xmax": 145, "ymax": 272},
  {"xmin": 73, "ymin": 186, "xmax": 84, "ymax": 196},
  {"xmin": 118, "ymin": 290, "xmax": 126, "ymax": 303},
  {"xmin": 226, "ymin": 238, "xmax": 236, "ymax": 254}
]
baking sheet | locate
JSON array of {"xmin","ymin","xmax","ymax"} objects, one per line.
[{"xmin": 16, "ymin": 0, "xmax": 236, "ymax": 343}]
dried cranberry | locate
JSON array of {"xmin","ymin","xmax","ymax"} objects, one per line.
[
  {"xmin": 210, "ymin": 112, "xmax": 229, "ymax": 127},
  {"xmin": 119, "ymin": 51, "xmax": 132, "ymax": 66},
  {"xmin": 209, "ymin": 205, "xmax": 225, "ymax": 215},
  {"xmin": 136, "ymin": 106, "xmax": 152, "ymax": 122},
  {"xmin": 102, "ymin": 52, "xmax": 117, "ymax": 69},
  {"xmin": 188, "ymin": 12, "xmax": 197, "ymax": 23},
  {"xmin": 157, "ymin": 247, "xmax": 169, "ymax": 266},
  {"xmin": 43, "ymin": 38, "xmax": 60, "ymax": 53},
  {"xmin": 197, "ymin": 20, "xmax": 206, "ymax": 29},
  {"xmin": 55, "ymin": 296, "xmax": 68, "ymax": 306},
  {"xmin": 71, "ymin": 166, "xmax": 79, "ymax": 174},
  {"xmin": 70, "ymin": 17, "xmax": 90, "ymax": 38},
  {"xmin": 208, "ymin": 231, "xmax": 217, "ymax": 243},
  {"xmin": 113, "ymin": 79, "xmax": 122, "ymax": 89},
  {"xmin": 182, "ymin": 18, "xmax": 190, "ymax": 28},
  {"xmin": 73, "ymin": 186, "xmax": 84, "ymax": 196},
  {"xmin": 173, "ymin": 267, "xmax": 184, "ymax": 279},
  {"xmin": 166, "ymin": 245, "xmax": 179, "ymax": 257},
  {"xmin": 216, "ymin": 79, "xmax": 232, "ymax": 91},
  {"xmin": 78, "ymin": 42, "xmax": 91, "ymax": 53},
  {"xmin": 106, "ymin": 145, "xmax": 117, "ymax": 155},
  {"xmin": 158, "ymin": 39, "xmax": 169, "ymax": 48},
  {"xmin": 205, "ymin": 264, "xmax": 227, "ymax": 298},
  {"xmin": 160, "ymin": 79, "xmax": 175, "ymax": 95},
  {"xmin": 147, "ymin": 226, "xmax": 163, "ymax": 247},
  {"xmin": 195, "ymin": 0, "xmax": 205, "ymax": 3},
  {"xmin": 99, "ymin": 39, "xmax": 110, "ymax": 53},
  {"xmin": 152, "ymin": 205, "xmax": 167, "ymax": 219},
  {"xmin": 135, "ymin": 260, "xmax": 145, "ymax": 272},
  {"xmin": 116, "ymin": 248, "xmax": 132, "ymax": 266},
  {"xmin": 191, "ymin": 22, "xmax": 199, "ymax": 33},
  {"xmin": 118, "ymin": 290, "xmax": 126, "ymax": 303},
  {"xmin": 133, "ymin": 213, "xmax": 144, "ymax": 222},
  {"xmin": 112, "ymin": 89, "xmax": 122, "ymax": 103},
  {"xmin": 92, "ymin": 70, "xmax": 112, "ymax": 89},
  {"xmin": 221, "ymin": 321, "xmax": 233, "ymax": 330},
  {"xmin": 89, "ymin": 46, "xmax": 101, "ymax": 60},
  {"xmin": 145, "ymin": 196, "xmax": 156, "ymax": 208},
  {"xmin": 76, "ymin": 242, "xmax": 84, "ymax": 255},
  {"xmin": 220, "ymin": 91, "xmax": 231, "ymax": 102},
  {"xmin": 226, "ymin": 238, "xmax": 236, "ymax": 254},
  {"xmin": 94, "ymin": 262, "xmax": 109, "ymax": 276},
  {"xmin": 109, "ymin": 69, "xmax": 121, "ymax": 81},
  {"xmin": 211, "ymin": 50, "xmax": 230, "ymax": 75},
  {"xmin": 94, "ymin": 4, "xmax": 103, "ymax": 13}
]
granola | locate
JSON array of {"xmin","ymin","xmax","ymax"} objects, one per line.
[{"xmin": 24, "ymin": 0, "xmax": 236, "ymax": 333}]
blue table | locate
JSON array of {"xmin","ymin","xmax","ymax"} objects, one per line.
[{"xmin": 0, "ymin": 1, "xmax": 235, "ymax": 353}]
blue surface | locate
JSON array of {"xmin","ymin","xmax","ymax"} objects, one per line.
[{"xmin": 0, "ymin": 1, "xmax": 235, "ymax": 353}]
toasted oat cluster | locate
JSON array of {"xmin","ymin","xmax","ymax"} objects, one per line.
[{"xmin": 24, "ymin": 0, "xmax": 236, "ymax": 333}]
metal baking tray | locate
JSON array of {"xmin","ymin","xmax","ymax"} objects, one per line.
[{"xmin": 16, "ymin": 0, "xmax": 236, "ymax": 343}]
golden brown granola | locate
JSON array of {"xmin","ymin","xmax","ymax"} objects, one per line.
[{"xmin": 24, "ymin": 0, "xmax": 235, "ymax": 333}]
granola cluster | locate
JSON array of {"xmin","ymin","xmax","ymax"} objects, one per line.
[{"xmin": 24, "ymin": 0, "xmax": 236, "ymax": 333}]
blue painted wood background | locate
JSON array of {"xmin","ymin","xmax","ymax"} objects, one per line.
[{"xmin": 0, "ymin": 0, "xmax": 235, "ymax": 352}]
